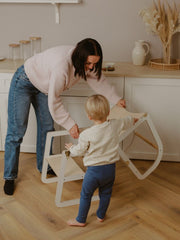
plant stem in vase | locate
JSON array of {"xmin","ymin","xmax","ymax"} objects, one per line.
[{"xmin": 163, "ymin": 41, "xmax": 171, "ymax": 64}]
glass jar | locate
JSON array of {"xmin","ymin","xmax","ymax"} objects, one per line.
[
  {"xmin": 29, "ymin": 36, "xmax": 41, "ymax": 56},
  {"xmin": 9, "ymin": 43, "xmax": 20, "ymax": 60},
  {"xmin": 19, "ymin": 40, "xmax": 31, "ymax": 60}
]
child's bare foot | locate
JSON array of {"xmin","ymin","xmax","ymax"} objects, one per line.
[
  {"xmin": 67, "ymin": 219, "xmax": 86, "ymax": 227},
  {"xmin": 97, "ymin": 217, "xmax": 104, "ymax": 222}
]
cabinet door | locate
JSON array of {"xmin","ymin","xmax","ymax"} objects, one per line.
[
  {"xmin": 0, "ymin": 93, "xmax": 7, "ymax": 150},
  {"xmin": 125, "ymin": 77, "xmax": 180, "ymax": 162},
  {"xmin": 106, "ymin": 76, "xmax": 124, "ymax": 99},
  {"xmin": 0, "ymin": 74, "xmax": 13, "ymax": 151},
  {"xmin": 55, "ymin": 96, "xmax": 91, "ymax": 152},
  {"xmin": 0, "ymin": 73, "xmax": 37, "ymax": 152},
  {"xmin": 21, "ymin": 107, "xmax": 37, "ymax": 152},
  {"xmin": 62, "ymin": 96, "xmax": 91, "ymax": 128}
]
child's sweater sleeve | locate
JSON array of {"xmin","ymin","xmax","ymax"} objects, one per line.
[
  {"xmin": 115, "ymin": 116, "xmax": 134, "ymax": 135},
  {"xmin": 121, "ymin": 116, "xmax": 134, "ymax": 130},
  {"xmin": 69, "ymin": 132, "xmax": 89, "ymax": 156}
]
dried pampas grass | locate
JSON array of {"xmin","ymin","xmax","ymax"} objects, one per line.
[{"xmin": 139, "ymin": 0, "xmax": 180, "ymax": 64}]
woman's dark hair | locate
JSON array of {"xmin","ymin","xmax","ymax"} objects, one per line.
[{"xmin": 72, "ymin": 38, "xmax": 103, "ymax": 81}]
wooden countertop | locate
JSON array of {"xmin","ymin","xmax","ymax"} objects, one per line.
[
  {"xmin": 0, "ymin": 59, "xmax": 179, "ymax": 79},
  {"xmin": 0, "ymin": 59, "xmax": 24, "ymax": 73},
  {"xmin": 103, "ymin": 62, "xmax": 180, "ymax": 79}
]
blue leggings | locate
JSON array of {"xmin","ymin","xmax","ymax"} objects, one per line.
[{"xmin": 76, "ymin": 163, "xmax": 115, "ymax": 223}]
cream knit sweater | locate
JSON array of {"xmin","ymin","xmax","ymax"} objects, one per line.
[{"xmin": 69, "ymin": 117, "xmax": 133, "ymax": 166}]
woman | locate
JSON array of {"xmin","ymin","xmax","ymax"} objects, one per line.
[{"xmin": 3, "ymin": 38, "xmax": 125, "ymax": 195}]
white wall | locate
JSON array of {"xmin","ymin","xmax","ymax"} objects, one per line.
[{"xmin": 0, "ymin": 0, "xmax": 179, "ymax": 62}]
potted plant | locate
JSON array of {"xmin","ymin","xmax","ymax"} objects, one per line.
[{"xmin": 139, "ymin": 0, "xmax": 180, "ymax": 69}]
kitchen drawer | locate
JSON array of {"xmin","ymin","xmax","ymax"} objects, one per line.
[
  {"xmin": 62, "ymin": 79, "xmax": 95, "ymax": 97},
  {"xmin": 62, "ymin": 77, "xmax": 124, "ymax": 97}
]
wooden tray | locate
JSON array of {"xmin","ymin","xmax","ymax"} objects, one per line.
[{"xmin": 149, "ymin": 58, "xmax": 180, "ymax": 70}]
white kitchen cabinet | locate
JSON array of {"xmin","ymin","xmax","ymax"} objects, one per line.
[
  {"xmin": 0, "ymin": 73, "xmax": 124, "ymax": 153},
  {"xmin": 0, "ymin": 73, "xmax": 13, "ymax": 151},
  {"xmin": 0, "ymin": 94, "xmax": 7, "ymax": 150},
  {"xmin": 107, "ymin": 76, "xmax": 124, "ymax": 100},
  {"xmin": 1, "ymin": 60, "xmax": 179, "ymax": 161},
  {"xmin": 0, "ymin": 73, "xmax": 37, "ymax": 152},
  {"xmin": 124, "ymin": 77, "xmax": 180, "ymax": 162},
  {"xmin": 57, "ymin": 77, "xmax": 124, "ymax": 151}
]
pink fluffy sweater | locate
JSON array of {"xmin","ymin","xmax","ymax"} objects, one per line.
[{"xmin": 24, "ymin": 45, "xmax": 121, "ymax": 130}]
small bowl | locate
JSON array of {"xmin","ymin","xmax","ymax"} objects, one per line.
[{"xmin": 103, "ymin": 62, "xmax": 115, "ymax": 71}]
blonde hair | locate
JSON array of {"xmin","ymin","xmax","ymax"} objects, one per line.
[{"xmin": 85, "ymin": 94, "xmax": 110, "ymax": 121}]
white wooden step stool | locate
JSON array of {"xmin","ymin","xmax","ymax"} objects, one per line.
[{"xmin": 41, "ymin": 106, "xmax": 163, "ymax": 207}]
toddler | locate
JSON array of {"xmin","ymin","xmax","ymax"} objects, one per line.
[{"xmin": 65, "ymin": 94, "xmax": 134, "ymax": 227}]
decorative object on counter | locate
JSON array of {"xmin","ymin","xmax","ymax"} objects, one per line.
[
  {"xmin": 0, "ymin": 56, "xmax": 6, "ymax": 61},
  {"xmin": 102, "ymin": 62, "xmax": 115, "ymax": 71},
  {"xmin": 132, "ymin": 40, "xmax": 150, "ymax": 65},
  {"xmin": 19, "ymin": 40, "xmax": 31, "ymax": 60},
  {"xmin": 9, "ymin": 43, "xmax": 20, "ymax": 60},
  {"xmin": 149, "ymin": 58, "xmax": 180, "ymax": 70},
  {"xmin": 139, "ymin": 0, "xmax": 180, "ymax": 69},
  {"xmin": 29, "ymin": 36, "xmax": 41, "ymax": 56}
]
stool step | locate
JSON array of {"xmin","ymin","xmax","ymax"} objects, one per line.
[{"xmin": 45, "ymin": 154, "xmax": 85, "ymax": 177}]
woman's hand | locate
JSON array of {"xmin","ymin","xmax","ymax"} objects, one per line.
[
  {"xmin": 116, "ymin": 99, "xmax": 126, "ymax": 108},
  {"xmin": 69, "ymin": 124, "xmax": 79, "ymax": 139}
]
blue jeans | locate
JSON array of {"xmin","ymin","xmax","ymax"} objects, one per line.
[
  {"xmin": 76, "ymin": 163, "xmax": 116, "ymax": 223},
  {"xmin": 4, "ymin": 65, "xmax": 54, "ymax": 180}
]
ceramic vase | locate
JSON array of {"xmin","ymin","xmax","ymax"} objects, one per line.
[{"xmin": 132, "ymin": 40, "xmax": 150, "ymax": 65}]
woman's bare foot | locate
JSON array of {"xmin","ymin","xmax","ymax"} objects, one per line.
[
  {"xmin": 97, "ymin": 217, "xmax": 104, "ymax": 222},
  {"xmin": 67, "ymin": 219, "xmax": 86, "ymax": 227}
]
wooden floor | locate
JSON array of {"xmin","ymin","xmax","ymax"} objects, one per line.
[{"xmin": 0, "ymin": 151, "xmax": 180, "ymax": 240}]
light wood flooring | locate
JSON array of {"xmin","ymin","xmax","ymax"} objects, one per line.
[{"xmin": 0, "ymin": 151, "xmax": 180, "ymax": 240}]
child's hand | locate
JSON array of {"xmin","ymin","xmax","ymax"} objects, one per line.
[
  {"xmin": 134, "ymin": 118, "xmax": 139, "ymax": 124},
  {"xmin": 65, "ymin": 143, "xmax": 73, "ymax": 150}
]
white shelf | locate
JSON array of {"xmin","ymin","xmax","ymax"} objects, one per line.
[
  {"xmin": 0, "ymin": 1, "xmax": 81, "ymax": 3},
  {"xmin": 0, "ymin": 0, "xmax": 81, "ymax": 24}
]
